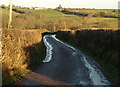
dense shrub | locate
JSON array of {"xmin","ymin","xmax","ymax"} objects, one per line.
[
  {"xmin": 93, "ymin": 12, "xmax": 105, "ymax": 17},
  {"xmin": 2, "ymin": 29, "xmax": 48, "ymax": 85},
  {"xmin": 12, "ymin": 8, "xmax": 26, "ymax": 14},
  {"xmin": 56, "ymin": 30, "xmax": 120, "ymax": 84}
]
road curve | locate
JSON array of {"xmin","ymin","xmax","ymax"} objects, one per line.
[{"xmin": 15, "ymin": 35, "xmax": 110, "ymax": 85}]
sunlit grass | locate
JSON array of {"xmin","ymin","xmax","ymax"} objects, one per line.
[
  {"xmin": 2, "ymin": 8, "xmax": 20, "ymax": 15},
  {"xmin": 2, "ymin": 7, "xmax": 118, "ymax": 30},
  {"xmin": 75, "ymin": 9, "xmax": 116, "ymax": 14}
]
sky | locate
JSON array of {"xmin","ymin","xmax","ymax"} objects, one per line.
[{"xmin": 0, "ymin": 0, "xmax": 119, "ymax": 9}]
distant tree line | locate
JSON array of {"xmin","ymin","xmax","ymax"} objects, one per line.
[{"xmin": 56, "ymin": 9, "xmax": 118, "ymax": 18}]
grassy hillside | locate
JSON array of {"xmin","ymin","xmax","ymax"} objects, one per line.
[
  {"xmin": 2, "ymin": 7, "xmax": 82, "ymax": 30},
  {"xmin": 2, "ymin": 29, "xmax": 48, "ymax": 85},
  {"xmin": 60, "ymin": 8, "xmax": 118, "ymax": 28},
  {"xmin": 1, "ymin": 7, "xmax": 118, "ymax": 30},
  {"xmin": 67, "ymin": 8, "xmax": 118, "ymax": 18},
  {"xmin": 56, "ymin": 30, "xmax": 120, "ymax": 84},
  {"xmin": 74, "ymin": 9, "xmax": 117, "ymax": 15}
]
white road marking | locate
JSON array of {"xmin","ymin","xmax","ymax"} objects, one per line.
[
  {"xmin": 43, "ymin": 35, "xmax": 111, "ymax": 85},
  {"xmin": 82, "ymin": 56, "xmax": 110, "ymax": 85},
  {"xmin": 43, "ymin": 34, "xmax": 77, "ymax": 62},
  {"xmin": 43, "ymin": 35, "xmax": 53, "ymax": 62},
  {"xmin": 51, "ymin": 35, "xmax": 76, "ymax": 51}
]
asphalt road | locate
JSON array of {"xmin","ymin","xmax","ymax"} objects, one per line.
[{"xmin": 15, "ymin": 35, "xmax": 110, "ymax": 86}]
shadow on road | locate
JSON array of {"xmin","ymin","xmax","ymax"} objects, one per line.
[{"xmin": 23, "ymin": 40, "xmax": 46, "ymax": 70}]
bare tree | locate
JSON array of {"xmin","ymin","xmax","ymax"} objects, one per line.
[{"xmin": 8, "ymin": 0, "xmax": 13, "ymax": 29}]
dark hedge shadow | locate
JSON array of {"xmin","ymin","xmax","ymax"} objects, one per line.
[
  {"xmin": 23, "ymin": 40, "xmax": 46, "ymax": 70},
  {"xmin": 23, "ymin": 32, "xmax": 58, "ymax": 71}
]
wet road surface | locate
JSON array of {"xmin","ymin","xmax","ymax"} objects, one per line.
[{"xmin": 15, "ymin": 35, "xmax": 110, "ymax": 86}]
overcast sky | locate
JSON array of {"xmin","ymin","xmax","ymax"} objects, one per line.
[{"xmin": 0, "ymin": 0, "xmax": 119, "ymax": 9}]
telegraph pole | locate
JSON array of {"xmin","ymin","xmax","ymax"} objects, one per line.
[{"xmin": 8, "ymin": 0, "xmax": 13, "ymax": 29}]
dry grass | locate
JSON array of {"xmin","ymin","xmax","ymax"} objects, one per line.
[
  {"xmin": 2, "ymin": 29, "xmax": 48, "ymax": 85},
  {"xmin": 2, "ymin": 7, "xmax": 118, "ymax": 31}
]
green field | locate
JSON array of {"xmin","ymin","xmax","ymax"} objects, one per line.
[
  {"xmin": 74, "ymin": 9, "xmax": 118, "ymax": 17},
  {"xmin": 1, "ymin": 7, "xmax": 118, "ymax": 30},
  {"xmin": 74, "ymin": 9, "xmax": 116, "ymax": 13}
]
